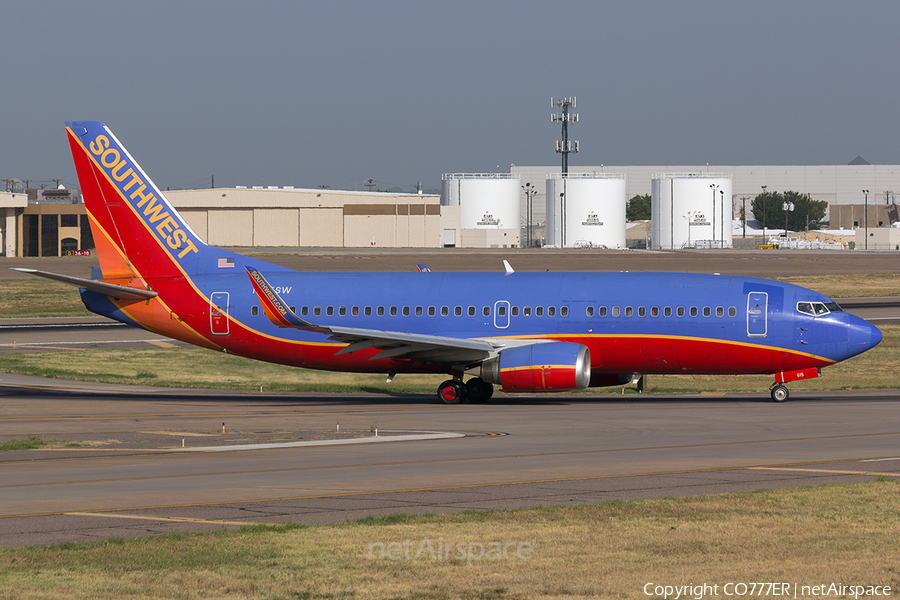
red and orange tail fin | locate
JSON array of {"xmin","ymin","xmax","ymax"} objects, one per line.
[{"xmin": 65, "ymin": 122, "xmax": 207, "ymax": 281}]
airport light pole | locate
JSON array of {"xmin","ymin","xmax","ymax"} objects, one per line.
[
  {"xmin": 720, "ymin": 189, "xmax": 725, "ymax": 247},
  {"xmin": 863, "ymin": 189, "xmax": 869, "ymax": 250},
  {"xmin": 521, "ymin": 182, "xmax": 537, "ymax": 248},
  {"xmin": 684, "ymin": 210, "xmax": 697, "ymax": 248},
  {"xmin": 761, "ymin": 185, "xmax": 767, "ymax": 242},
  {"xmin": 709, "ymin": 183, "xmax": 719, "ymax": 245}
]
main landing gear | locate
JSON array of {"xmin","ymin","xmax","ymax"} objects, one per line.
[
  {"xmin": 437, "ymin": 377, "xmax": 494, "ymax": 404},
  {"xmin": 770, "ymin": 384, "xmax": 789, "ymax": 403}
]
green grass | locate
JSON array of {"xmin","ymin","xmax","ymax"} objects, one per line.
[
  {"xmin": 0, "ymin": 436, "xmax": 52, "ymax": 452},
  {"xmin": 0, "ymin": 481, "xmax": 898, "ymax": 599}
]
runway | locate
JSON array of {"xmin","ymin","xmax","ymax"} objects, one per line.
[
  {"xmin": 1, "ymin": 249, "xmax": 898, "ymax": 548},
  {"xmin": 1, "ymin": 376, "xmax": 899, "ymax": 548}
]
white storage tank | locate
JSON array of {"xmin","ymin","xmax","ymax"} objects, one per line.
[
  {"xmin": 441, "ymin": 173, "xmax": 520, "ymax": 229},
  {"xmin": 651, "ymin": 174, "xmax": 733, "ymax": 249},
  {"xmin": 545, "ymin": 174, "xmax": 626, "ymax": 248}
]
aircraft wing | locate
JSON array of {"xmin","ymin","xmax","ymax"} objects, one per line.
[
  {"xmin": 12, "ymin": 268, "xmax": 158, "ymax": 300},
  {"xmin": 245, "ymin": 266, "xmax": 500, "ymax": 363}
]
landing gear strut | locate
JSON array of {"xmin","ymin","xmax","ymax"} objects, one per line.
[
  {"xmin": 770, "ymin": 384, "xmax": 789, "ymax": 403},
  {"xmin": 437, "ymin": 379, "xmax": 465, "ymax": 404}
]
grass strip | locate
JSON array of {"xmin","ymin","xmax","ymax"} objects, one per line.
[
  {"xmin": 0, "ymin": 481, "xmax": 898, "ymax": 599},
  {"xmin": 0, "ymin": 279, "xmax": 93, "ymax": 318},
  {"xmin": 0, "ymin": 325, "xmax": 896, "ymax": 395},
  {"xmin": 0, "ymin": 436, "xmax": 52, "ymax": 452}
]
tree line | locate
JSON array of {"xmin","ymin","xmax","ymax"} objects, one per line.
[{"xmin": 626, "ymin": 191, "xmax": 828, "ymax": 231}]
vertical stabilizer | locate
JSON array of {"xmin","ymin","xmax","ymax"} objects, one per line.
[{"xmin": 65, "ymin": 122, "xmax": 207, "ymax": 280}]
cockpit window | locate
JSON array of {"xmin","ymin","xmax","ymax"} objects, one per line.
[
  {"xmin": 797, "ymin": 301, "xmax": 834, "ymax": 316},
  {"xmin": 824, "ymin": 301, "xmax": 843, "ymax": 313}
]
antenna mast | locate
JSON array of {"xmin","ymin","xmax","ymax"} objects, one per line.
[{"xmin": 551, "ymin": 97, "xmax": 579, "ymax": 176}]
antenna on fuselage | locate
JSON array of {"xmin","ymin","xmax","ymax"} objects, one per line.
[{"xmin": 503, "ymin": 260, "xmax": 514, "ymax": 274}]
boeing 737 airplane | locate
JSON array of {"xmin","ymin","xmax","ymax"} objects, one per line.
[{"xmin": 17, "ymin": 122, "xmax": 883, "ymax": 403}]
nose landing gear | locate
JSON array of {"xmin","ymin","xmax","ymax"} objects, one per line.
[{"xmin": 770, "ymin": 383, "xmax": 789, "ymax": 403}]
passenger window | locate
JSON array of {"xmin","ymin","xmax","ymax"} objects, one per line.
[
  {"xmin": 703, "ymin": 307, "xmax": 711, "ymax": 317},
  {"xmin": 428, "ymin": 306, "xmax": 435, "ymax": 316},
  {"xmin": 560, "ymin": 306, "xmax": 568, "ymax": 317},
  {"xmin": 548, "ymin": 306, "xmax": 556, "ymax": 317},
  {"xmin": 454, "ymin": 306, "xmax": 462, "ymax": 316},
  {"xmin": 664, "ymin": 307, "xmax": 672, "ymax": 317},
  {"xmin": 677, "ymin": 306, "xmax": 685, "ymax": 317},
  {"xmin": 301, "ymin": 306, "xmax": 309, "ymax": 316},
  {"xmin": 351, "ymin": 306, "xmax": 359, "ymax": 316},
  {"xmin": 468, "ymin": 306, "xmax": 476, "ymax": 316},
  {"xmin": 364, "ymin": 306, "xmax": 372, "ymax": 316},
  {"xmin": 377, "ymin": 306, "xmax": 385, "ymax": 316},
  {"xmin": 483, "ymin": 306, "xmax": 490, "ymax": 317},
  {"xmin": 536, "ymin": 306, "xmax": 544, "ymax": 316},
  {"xmin": 728, "ymin": 307, "xmax": 736, "ymax": 317},
  {"xmin": 289, "ymin": 306, "xmax": 296, "ymax": 314},
  {"xmin": 511, "ymin": 306, "xmax": 519, "ymax": 316},
  {"xmin": 497, "ymin": 305, "xmax": 506, "ymax": 317},
  {"xmin": 326, "ymin": 306, "xmax": 334, "ymax": 316},
  {"xmin": 690, "ymin": 307, "xmax": 698, "ymax": 317},
  {"xmin": 716, "ymin": 307, "xmax": 724, "ymax": 317},
  {"xmin": 523, "ymin": 306, "xmax": 531, "ymax": 316},
  {"xmin": 650, "ymin": 306, "xmax": 659, "ymax": 317},
  {"xmin": 612, "ymin": 306, "xmax": 620, "ymax": 317},
  {"xmin": 638, "ymin": 307, "xmax": 646, "ymax": 317},
  {"xmin": 390, "ymin": 306, "xmax": 397, "ymax": 316},
  {"xmin": 441, "ymin": 306, "xmax": 449, "ymax": 316},
  {"xmin": 314, "ymin": 306, "xmax": 321, "ymax": 316},
  {"xmin": 403, "ymin": 306, "xmax": 410, "ymax": 316},
  {"xmin": 251, "ymin": 306, "xmax": 259, "ymax": 316},
  {"xmin": 415, "ymin": 306, "xmax": 423, "ymax": 316},
  {"xmin": 586, "ymin": 306, "xmax": 594, "ymax": 317},
  {"xmin": 599, "ymin": 306, "xmax": 607, "ymax": 317},
  {"xmin": 625, "ymin": 306, "xmax": 633, "ymax": 317},
  {"xmin": 339, "ymin": 306, "xmax": 346, "ymax": 316}
]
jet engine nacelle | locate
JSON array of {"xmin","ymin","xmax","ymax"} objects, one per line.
[{"xmin": 480, "ymin": 342, "xmax": 591, "ymax": 392}]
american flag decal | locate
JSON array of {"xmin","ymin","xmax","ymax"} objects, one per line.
[{"xmin": 217, "ymin": 257, "xmax": 235, "ymax": 269}]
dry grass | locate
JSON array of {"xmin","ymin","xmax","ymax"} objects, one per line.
[
  {"xmin": 0, "ymin": 279, "xmax": 94, "ymax": 318},
  {"xmin": 0, "ymin": 346, "xmax": 447, "ymax": 394},
  {"xmin": 0, "ymin": 326, "xmax": 896, "ymax": 396},
  {"xmin": 0, "ymin": 481, "xmax": 898, "ymax": 599},
  {"xmin": 775, "ymin": 272, "xmax": 900, "ymax": 298}
]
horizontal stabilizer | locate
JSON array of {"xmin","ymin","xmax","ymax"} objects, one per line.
[{"xmin": 12, "ymin": 268, "xmax": 157, "ymax": 300}]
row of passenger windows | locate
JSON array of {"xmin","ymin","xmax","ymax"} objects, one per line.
[
  {"xmin": 588, "ymin": 305, "xmax": 738, "ymax": 318},
  {"xmin": 248, "ymin": 304, "xmax": 738, "ymax": 319},
  {"xmin": 250, "ymin": 305, "xmax": 570, "ymax": 318}
]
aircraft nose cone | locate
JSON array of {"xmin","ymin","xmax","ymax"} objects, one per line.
[{"xmin": 848, "ymin": 318, "xmax": 882, "ymax": 356}]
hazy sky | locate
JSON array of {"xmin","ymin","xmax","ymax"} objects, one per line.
[{"xmin": 2, "ymin": 1, "xmax": 898, "ymax": 194}]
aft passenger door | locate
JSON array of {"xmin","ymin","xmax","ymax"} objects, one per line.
[
  {"xmin": 747, "ymin": 292, "xmax": 767, "ymax": 337},
  {"xmin": 210, "ymin": 292, "xmax": 230, "ymax": 336}
]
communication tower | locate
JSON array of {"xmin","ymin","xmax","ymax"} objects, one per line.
[{"xmin": 551, "ymin": 97, "xmax": 579, "ymax": 176}]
